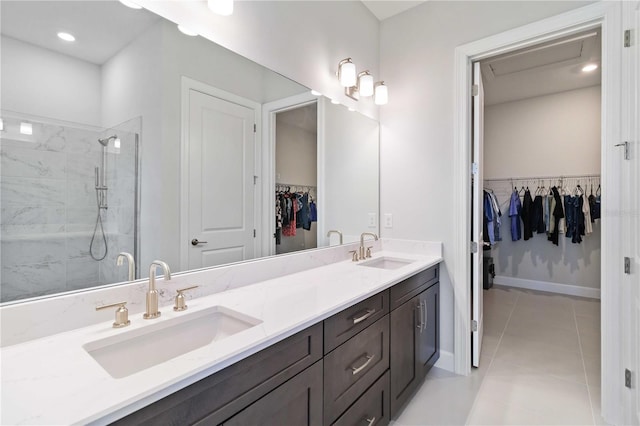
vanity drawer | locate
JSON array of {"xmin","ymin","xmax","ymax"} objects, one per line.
[
  {"xmin": 324, "ymin": 315, "xmax": 390, "ymax": 425},
  {"xmin": 113, "ymin": 323, "xmax": 322, "ymax": 426},
  {"xmin": 390, "ymin": 265, "xmax": 438, "ymax": 310},
  {"xmin": 324, "ymin": 291, "xmax": 389, "ymax": 354},
  {"xmin": 331, "ymin": 370, "xmax": 390, "ymax": 426}
]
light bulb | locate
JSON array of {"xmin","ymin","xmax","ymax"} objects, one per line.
[
  {"xmin": 57, "ymin": 32, "xmax": 76, "ymax": 42},
  {"xmin": 208, "ymin": 0, "xmax": 234, "ymax": 16},
  {"xmin": 374, "ymin": 82, "xmax": 388, "ymax": 105},
  {"xmin": 20, "ymin": 122, "xmax": 33, "ymax": 135},
  {"xmin": 338, "ymin": 60, "xmax": 356, "ymax": 87},
  {"xmin": 359, "ymin": 73, "xmax": 374, "ymax": 97}
]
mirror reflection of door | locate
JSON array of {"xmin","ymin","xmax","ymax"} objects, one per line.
[
  {"xmin": 187, "ymin": 87, "xmax": 257, "ymax": 270},
  {"xmin": 275, "ymin": 103, "xmax": 318, "ymax": 255}
]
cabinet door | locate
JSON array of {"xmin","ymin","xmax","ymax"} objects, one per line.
[
  {"xmin": 220, "ymin": 360, "xmax": 323, "ymax": 426},
  {"xmin": 417, "ymin": 283, "xmax": 439, "ymax": 375},
  {"xmin": 389, "ymin": 294, "xmax": 420, "ymax": 417}
]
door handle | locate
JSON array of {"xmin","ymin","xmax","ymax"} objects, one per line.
[
  {"xmin": 352, "ymin": 308, "xmax": 376, "ymax": 325},
  {"xmin": 422, "ymin": 300, "xmax": 428, "ymax": 332},
  {"xmin": 416, "ymin": 303, "xmax": 422, "ymax": 330},
  {"xmin": 191, "ymin": 238, "xmax": 208, "ymax": 246}
]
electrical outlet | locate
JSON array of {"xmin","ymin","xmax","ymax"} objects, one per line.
[
  {"xmin": 367, "ymin": 213, "xmax": 377, "ymax": 228},
  {"xmin": 384, "ymin": 213, "xmax": 393, "ymax": 228}
]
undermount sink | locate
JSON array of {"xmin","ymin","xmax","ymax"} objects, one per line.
[
  {"xmin": 83, "ymin": 306, "xmax": 262, "ymax": 379},
  {"xmin": 358, "ymin": 256, "xmax": 415, "ymax": 270}
]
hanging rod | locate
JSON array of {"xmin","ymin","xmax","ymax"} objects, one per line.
[{"xmin": 484, "ymin": 174, "xmax": 600, "ymax": 182}]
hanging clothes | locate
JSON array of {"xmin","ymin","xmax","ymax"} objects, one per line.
[
  {"xmin": 548, "ymin": 186, "xmax": 564, "ymax": 246},
  {"xmin": 509, "ymin": 189, "xmax": 522, "ymax": 241},
  {"xmin": 520, "ymin": 189, "xmax": 534, "ymax": 241},
  {"xmin": 483, "ymin": 191, "xmax": 495, "ymax": 246},
  {"xmin": 582, "ymin": 193, "xmax": 593, "ymax": 235},
  {"xmin": 310, "ymin": 200, "xmax": 317, "ymax": 222},
  {"xmin": 571, "ymin": 196, "xmax": 584, "ymax": 244},
  {"xmin": 564, "ymin": 195, "xmax": 575, "ymax": 239},
  {"xmin": 487, "ymin": 191, "xmax": 502, "ymax": 242},
  {"xmin": 532, "ymin": 194, "xmax": 546, "ymax": 234}
]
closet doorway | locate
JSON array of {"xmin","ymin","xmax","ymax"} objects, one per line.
[
  {"xmin": 469, "ymin": 27, "xmax": 603, "ymax": 417},
  {"xmin": 274, "ymin": 102, "xmax": 318, "ymax": 255}
]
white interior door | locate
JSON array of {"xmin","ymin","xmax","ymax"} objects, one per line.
[
  {"xmin": 471, "ymin": 61, "xmax": 485, "ymax": 368},
  {"xmin": 187, "ymin": 89, "xmax": 256, "ymax": 270},
  {"xmin": 624, "ymin": 2, "xmax": 640, "ymax": 422}
]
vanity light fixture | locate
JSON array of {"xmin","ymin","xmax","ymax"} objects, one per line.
[
  {"xmin": 337, "ymin": 58, "xmax": 357, "ymax": 88},
  {"xmin": 20, "ymin": 122, "xmax": 33, "ymax": 136},
  {"xmin": 118, "ymin": 0, "xmax": 142, "ymax": 9},
  {"xmin": 57, "ymin": 32, "xmax": 76, "ymax": 42},
  {"xmin": 582, "ymin": 63, "xmax": 598, "ymax": 72},
  {"xmin": 208, "ymin": 0, "xmax": 234, "ymax": 16},
  {"xmin": 374, "ymin": 81, "xmax": 388, "ymax": 105},
  {"xmin": 177, "ymin": 24, "xmax": 198, "ymax": 37},
  {"xmin": 345, "ymin": 70, "xmax": 375, "ymax": 100}
]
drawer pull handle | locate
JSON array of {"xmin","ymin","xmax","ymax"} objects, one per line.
[
  {"xmin": 365, "ymin": 416, "xmax": 376, "ymax": 426},
  {"xmin": 351, "ymin": 354, "xmax": 375, "ymax": 375},
  {"xmin": 352, "ymin": 309, "xmax": 376, "ymax": 325}
]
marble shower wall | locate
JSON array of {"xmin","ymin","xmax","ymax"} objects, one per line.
[{"xmin": 1, "ymin": 117, "xmax": 139, "ymax": 302}]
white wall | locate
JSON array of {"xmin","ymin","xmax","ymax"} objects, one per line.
[
  {"xmin": 323, "ymin": 99, "xmax": 379, "ymax": 243},
  {"xmin": 1, "ymin": 36, "xmax": 101, "ymax": 126},
  {"xmin": 136, "ymin": 0, "xmax": 380, "ymax": 118},
  {"xmin": 379, "ymin": 0, "xmax": 594, "ymax": 357},
  {"xmin": 485, "ymin": 86, "xmax": 601, "ymax": 179}
]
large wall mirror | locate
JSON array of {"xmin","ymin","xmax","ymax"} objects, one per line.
[{"xmin": 0, "ymin": 1, "xmax": 379, "ymax": 303}]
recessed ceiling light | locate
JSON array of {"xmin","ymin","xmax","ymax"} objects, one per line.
[
  {"xmin": 57, "ymin": 32, "xmax": 76, "ymax": 42},
  {"xmin": 582, "ymin": 64, "xmax": 598, "ymax": 72},
  {"xmin": 119, "ymin": 0, "xmax": 142, "ymax": 9},
  {"xmin": 177, "ymin": 24, "xmax": 198, "ymax": 37},
  {"xmin": 20, "ymin": 122, "xmax": 33, "ymax": 135}
]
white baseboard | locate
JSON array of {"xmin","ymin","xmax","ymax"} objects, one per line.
[
  {"xmin": 434, "ymin": 350, "xmax": 455, "ymax": 372},
  {"xmin": 493, "ymin": 275, "xmax": 600, "ymax": 299}
]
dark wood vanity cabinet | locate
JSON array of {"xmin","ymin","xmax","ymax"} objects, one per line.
[
  {"xmin": 389, "ymin": 266, "xmax": 440, "ymax": 417},
  {"xmin": 112, "ymin": 264, "xmax": 439, "ymax": 426}
]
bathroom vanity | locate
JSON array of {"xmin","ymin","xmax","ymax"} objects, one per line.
[
  {"xmin": 115, "ymin": 265, "xmax": 439, "ymax": 426},
  {"xmin": 0, "ymin": 240, "xmax": 442, "ymax": 425}
]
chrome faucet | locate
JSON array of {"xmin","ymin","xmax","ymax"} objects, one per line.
[
  {"xmin": 326, "ymin": 229, "xmax": 343, "ymax": 245},
  {"xmin": 359, "ymin": 232, "xmax": 378, "ymax": 260},
  {"xmin": 144, "ymin": 260, "xmax": 171, "ymax": 319},
  {"xmin": 116, "ymin": 252, "xmax": 135, "ymax": 281}
]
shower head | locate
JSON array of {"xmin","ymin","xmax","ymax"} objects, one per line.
[{"xmin": 98, "ymin": 135, "xmax": 118, "ymax": 146}]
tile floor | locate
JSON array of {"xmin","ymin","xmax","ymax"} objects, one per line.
[{"xmin": 391, "ymin": 285, "xmax": 604, "ymax": 425}]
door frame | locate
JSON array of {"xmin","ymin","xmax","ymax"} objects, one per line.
[
  {"xmin": 261, "ymin": 92, "xmax": 319, "ymax": 257},
  {"xmin": 180, "ymin": 76, "xmax": 262, "ymax": 271},
  {"xmin": 452, "ymin": 2, "xmax": 623, "ymax": 424}
]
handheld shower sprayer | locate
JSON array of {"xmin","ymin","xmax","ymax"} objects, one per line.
[{"xmin": 90, "ymin": 134, "xmax": 118, "ymax": 261}]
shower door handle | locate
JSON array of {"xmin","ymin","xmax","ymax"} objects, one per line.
[{"xmin": 191, "ymin": 239, "xmax": 208, "ymax": 246}]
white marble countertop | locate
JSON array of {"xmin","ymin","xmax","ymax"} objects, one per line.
[{"xmin": 1, "ymin": 248, "xmax": 442, "ymax": 425}]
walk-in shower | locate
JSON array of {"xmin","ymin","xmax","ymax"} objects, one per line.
[{"xmin": 90, "ymin": 135, "xmax": 119, "ymax": 261}]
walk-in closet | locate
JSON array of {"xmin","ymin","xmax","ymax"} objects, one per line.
[
  {"xmin": 274, "ymin": 102, "xmax": 318, "ymax": 255},
  {"xmin": 474, "ymin": 28, "xmax": 603, "ymax": 420}
]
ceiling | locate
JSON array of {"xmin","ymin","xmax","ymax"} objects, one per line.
[
  {"xmin": 0, "ymin": 1, "xmax": 160, "ymax": 65},
  {"xmin": 361, "ymin": 1, "xmax": 427, "ymax": 21},
  {"xmin": 481, "ymin": 29, "xmax": 602, "ymax": 106},
  {"xmin": 277, "ymin": 103, "xmax": 318, "ymax": 134}
]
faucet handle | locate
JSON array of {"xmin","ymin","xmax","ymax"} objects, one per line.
[
  {"xmin": 348, "ymin": 250, "xmax": 359, "ymax": 262},
  {"xmin": 174, "ymin": 286, "xmax": 199, "ymax": 311},
  {"xmin": 366, "ymin": 246, "xmax": 373, "ymax": 258},
  {"xmin": 96, "ymin": 301, "xmax": 131, "ymax": 328}
]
